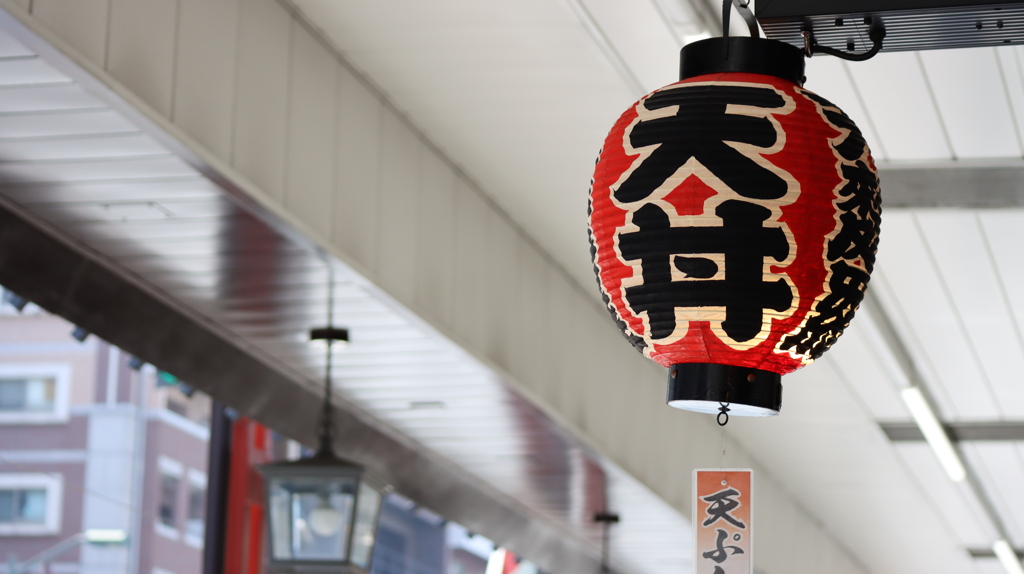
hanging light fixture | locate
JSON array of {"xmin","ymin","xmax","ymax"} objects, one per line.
[
  {"xmin": 593, "ymin": 511, "xmax": 620, "ymax": 574},
  {"xmin": 588, "ymin": 0, "xmax": 881, "ymax": 421},
  {"xmin": 260, "ymin": 289, "xmax": 386, "ymax": 573}
]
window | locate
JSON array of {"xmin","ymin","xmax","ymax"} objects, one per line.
[
  {"xmin": 166, "ymin": 399, "xmax": 188, "ymax": 418},
  {"xmin": 0, "ymin": 377, "xmax": 55, "ymax": 412},
  {"xmin": 0, "ymin": 473, "xmax": 63, "ymax": 535},
  {"xmin": 0, "ymin": 364, "xmax": 70, "ymax": 424},
  {"xmin": 159, "ymin": 473, "xmax": 179, "ymax": 528},
  {"xmin": 184, "ymin": 469, "xmax": 206, "ymax": 548},
  {"xmin": 155, "ymin": 456, "xmax": 182, "ymax": 539},
  {"xmin": 0, "ymin": 488, "xmax": 46, "ymax": 523}
]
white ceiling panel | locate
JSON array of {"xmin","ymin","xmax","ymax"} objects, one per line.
[
  {"xmin": 0, "ymin": 179, "xmax": 220, "ymax": 205},
  {"xmin": 977, "ymin": 211, "xmax": 1024, "ymax": 366},
  {"xmin": 977, "ymin": 559, "xmax": 1009, "ymax": 574},
  {"xmin": 365, "ymin": 399, "xmax": 500, "ymax": 413},
  {"xmin": 803, "ymin": 57, "xmax": 887, "ymax": 161},
  {"xmin": 604, "ymin": 460, "xmax": 694, "ymax": 574},
  {"xmin": 0, "ymin": 55, "xmax": 67, "ymax": 86},
  {"xmin": 31, "ymin": 199, "xmax": 228, "ymax": 227},
  {"xmin": 356, "ymin": 388, "xmax": 497, "ymax": 402},
  {"xmin": 0, "ymin": 84, "xmax": 103, "ymax": 114},
  {"xmin": 62, "ymin": 220, "xmax": 224, "ymax": 243},
  {"xmin": 339, "ymin": 351, "xmax": 451, "ymax": 366},
  {"xmin": 916, "ymin": 211, "xmax": 1024, "ymax": 419},
  {"xmin": 919, "ymin": 48, "xmax": 1022, "ymax": 159},
  {"xmin": 895, "ymin": 442, "xmax": 997, "ymax": 549},
  {"xmin": 962, "ymin": 442, "xmax": 1024, "ymax": 546},
  {"xmin": 291, "ymin": 0, "xmax": 637, "ymax": 291},
  {"xmin": 995, "ymin": 46, "xmax": 1024, "ymax": 153},
  {"xmin": 873, "ymin": 211, "xmax": 999, "ymax": 419},
  {"xmin": 0, "ymin": 133, "xmax": 168, "ymax": 161},
  {"xmin": 0, "ymin": 31, "xmax": 30, "ymax": 58},
  {"xmin": 650, "ymin": 0, "xmax": 706, "ymax": 37},
  {"xmin": 576, "ymin": 0, "xmax": 680, "ymax": 92},
  {"xmin": 0, "ymin": 155, "xmax": 191, "ymax": 183},
  {"xmin": 852, "ymin": 304, "xmax": 913, "ymax": 390},
  {"xmin": 845, "ymin": 51, "xmax": 953, "ymax": 160},
  {"xmin": 0, "ymin": 109, "xmax": 137, "ymax": 138},
  {"xmin": 824, "ymin": 318, "xmax": 908, "ymax": 420},
  {"xmin": 335, "ymin": 340, "xmax": 449, "ymax": 356}
]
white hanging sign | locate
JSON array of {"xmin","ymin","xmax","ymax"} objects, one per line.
[{"xmin": 694, "ymin": 469, "xmax": 753, "ymax": 574}]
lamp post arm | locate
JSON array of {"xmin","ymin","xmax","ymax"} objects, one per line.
[{"xmin": 10, "ymin": 533, "xmax": 87, "ymax": 573}]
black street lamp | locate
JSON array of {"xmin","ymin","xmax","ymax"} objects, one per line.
[{"xmin": 260, "ymin": 325, "xmax": 386, "ymax": 573}]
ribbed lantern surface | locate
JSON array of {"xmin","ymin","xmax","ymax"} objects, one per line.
[{"xmin": 588, "ymin": 71, "xmax": 881, "ymax": 378}]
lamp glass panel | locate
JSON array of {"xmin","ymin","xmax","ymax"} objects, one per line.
[
  {"xmin": 268, "ymin": 475, "xmax": 357, "ymax": 562},
  {"xmin": 350, "ymin": 482, "xmax": 382, "ymax": 568}
]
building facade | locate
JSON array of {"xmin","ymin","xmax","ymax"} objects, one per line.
[{"xmin": 0, "ymin": 292, "xmax": 210, "ymax": 574}]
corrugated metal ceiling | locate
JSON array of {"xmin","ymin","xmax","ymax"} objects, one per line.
[
  {"xmin": 0, "ymin": 20, "xmax": 691, "ymax": 574},
  {"xmin": 275, "ymin": 0, "xmax": 1024, "ymax": 571}
]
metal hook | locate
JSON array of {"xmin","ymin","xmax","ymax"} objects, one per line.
[
  {"xmin": 717, "ymin": 402, "xmax": 730, "ymax": 426},
  {"xmin": 723, "ymin": 0, "xmax": 759, "ymax": 39}
]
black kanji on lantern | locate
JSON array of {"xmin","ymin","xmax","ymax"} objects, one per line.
[
  {"xmin": 783, "ymin": 261, "xmax": 872, "ymax": 356},
  {"xmin": 780, "ymin": 91, "xmax": 880, "ymax": 360},
  {"xmin": 828, "ymin": 162, "xmax": 880, "ymax": 267},
  {"xmin": 613, "ymin": 83, "xmax": 796, "ymax": 345},
  {"xmin": 618, "ymin": 200, "xmax": 792, "ymax": 343},
  {"xmin": 614, "ymin": 85, "xmax": 790, "ymax": 204}
]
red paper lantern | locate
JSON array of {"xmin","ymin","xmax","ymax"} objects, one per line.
[{"xmin": 588, "ymin": 37, "xmax": 881, "ymax": 417}]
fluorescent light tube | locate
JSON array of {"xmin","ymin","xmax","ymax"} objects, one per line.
[
  {"xmin": 994, "ymin": 539, "xmax": 1024, "ymax": 574},
  {"xmin": 84, "ymin": 529, "xmax": 128, "ymax": 543},
  {"xmin": 900, "ymin": 387, "xmax": 966, "ymax": 483},
  {"xmin": 485, "ymin": 548, "xmax": 508, "ymax": 574}
]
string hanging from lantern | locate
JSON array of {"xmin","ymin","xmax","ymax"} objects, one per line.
[{"xmin": 720, "ymin": 412, "xmax": 728, "ymax": 460}]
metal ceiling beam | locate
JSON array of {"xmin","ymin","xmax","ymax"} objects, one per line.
[
  {"xmin": 757, "ymin": 0, "xmax": 1024, "ymax": 53},
  {"xmin": 0, "ymin": 196, "xmax": 608, "ymax": 574},
  {"xmin": 757, "ymin": 0, "xmax": 1023, "ymax": 19},
  {"xmin": 881, "ymin": 422, "xmax": 1024, "ymax": 441},
  {"xmin": 879, "ymin": 162, "xmax": 1024, "ymax": 208},
  {"xmin": 969, "ymin": 547, "xmax": 1024, "ymax": 559}
]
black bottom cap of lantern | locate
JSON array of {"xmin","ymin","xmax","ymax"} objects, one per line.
[{"xmin": 667, "ymin": 363, "xmax": 782, "ymax": 417}]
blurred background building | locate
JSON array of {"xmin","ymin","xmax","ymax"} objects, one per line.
[{"xmin": 0, "ymin": 291, "xmax": 536, "ymax": 574}]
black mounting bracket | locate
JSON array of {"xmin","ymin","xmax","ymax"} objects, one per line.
[
  {"xmin": 802, "ymin": 19, "xmax": 886, "ymax": 61},
  {"xmin": 756, "ymin": 0, "xmax": 1024, "ymax": 55}
]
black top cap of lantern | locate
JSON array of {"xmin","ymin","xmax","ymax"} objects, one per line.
[{"xmin": 680, "ymin": 37, "xmax": 805, "ymax": 85}]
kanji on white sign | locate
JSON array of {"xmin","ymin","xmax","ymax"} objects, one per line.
[{"xmin": 694, "ymin": 469, "xmax": 752, "ymax": 574}]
